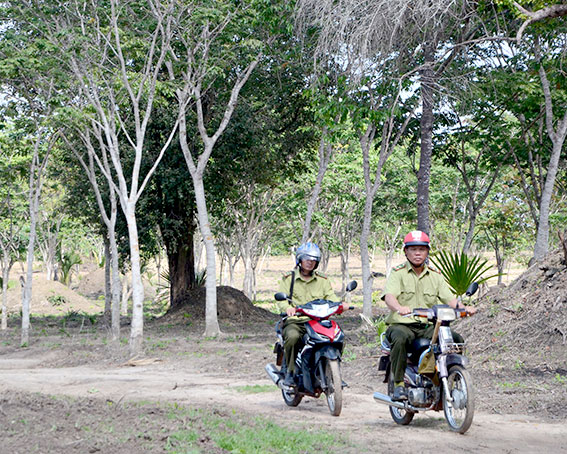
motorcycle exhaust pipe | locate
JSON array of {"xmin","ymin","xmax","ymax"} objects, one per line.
[
  {"xmin": 373, "ymin": 391, "xmax": 406, "ymax": 409},
  {"xmin": 265, "ymin": 363, "xmax": 283, "ymax": 386}
]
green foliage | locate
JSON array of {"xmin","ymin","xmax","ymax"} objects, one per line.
[
  {"xmin": 374, "ymin": 317, "xmax": 387, "ymax": 338},
  {"xmin": 195, "ymin": 269, "xmax": 206, "ymax": 287},
  {"xmin": 430, "ymin": 251, "xmax": 501, "ymax": 297},
  {"xmin": 47, "ymin": 294, "xmax": 68, "ymax": 307},
  {"xmin": 59, "ymin": 251, "xmax": 82, "ymax": 286}
]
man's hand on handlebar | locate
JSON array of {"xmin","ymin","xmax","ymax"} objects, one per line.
[
  {"xmin": 286, "ymin": 306, "xmax": 297, "ymax": 316},
  {"xmin": 397, "ymin": 305, "xmax": 412, "ymax": 316},
  {"xmin": 464, "ymin": 306, "xmax": 477, "ymax": 315}
]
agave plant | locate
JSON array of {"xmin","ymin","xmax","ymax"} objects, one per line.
[{"xmin": 430, "ymin": 250, "xmax": 501, "ymax": 297}]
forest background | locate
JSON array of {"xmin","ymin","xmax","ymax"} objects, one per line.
[{"xmin": 0, "ymin": 0, "xmax": 566, "ymax": 357}]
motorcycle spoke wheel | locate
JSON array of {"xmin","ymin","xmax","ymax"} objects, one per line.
[
  {"xmin": 387, "ymin": 371, "xmax": 414, "ymax": 425},
  {"xmin": 443, "ymin": 365, "xmax": 475, "ymax": 434},
  {"xmin": 324, "ymin": 359, "xmax": 343, "ymax": 416},
  {"xmin": 281, "ymin": 387, "xmax": 303, "ymax": 407}
]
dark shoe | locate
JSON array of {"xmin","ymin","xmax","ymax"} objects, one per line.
[
  {"xmin": 341, "ymin": 380, "xmax": 349, "ymax": 388},
  {"xmin": 283, "ymin": 372, "xmax": 295, "ymax": 387},
  {"xmin": 392, "ymin": 386, "xmax": 407, "ymax": 401}
]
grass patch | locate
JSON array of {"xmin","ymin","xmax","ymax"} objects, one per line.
[{"xmin": 233, "ymin": 384, "xmax": 275, "ymax": 394}]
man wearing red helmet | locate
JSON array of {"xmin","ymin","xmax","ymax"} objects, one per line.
[{"xmin": 381, "ymin": 230, "xmax": 476, "ymax": 401}]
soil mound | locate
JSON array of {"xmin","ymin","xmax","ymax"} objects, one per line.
[
  {"xmin": 5, "ymin": 275, "xmax": 104, "ymax": 316},
  {"xmin": 75, "ymin": 267, "xmax": 106, "ymax": 298},
  {"xmin": 458, "ymin": 248, "xmax": 567, "ymax": 372},
  {"xmin": 164, "ymin": 285, "xmax": 276, "ymax": 322}
]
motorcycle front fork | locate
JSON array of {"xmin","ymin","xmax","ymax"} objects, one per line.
[
  {"xmin": 437, "ymin": 356, "xmax": 454, "ymax": 406},
  {"xmin": 318, "ymin": 360, "xmax": 328, "ymax": 389}
]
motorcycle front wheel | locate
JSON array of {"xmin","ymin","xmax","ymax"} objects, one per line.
[
  {"xmin": 443, "ymin": 365, "xmax": 475, "ymax": 434},
  {"xmin": 387, "ymin": 371, "xmax": 414, "ymax": 425},
  {"xmin": 324, "ymin": 359, "xmax": 343, "ymax": 416}
]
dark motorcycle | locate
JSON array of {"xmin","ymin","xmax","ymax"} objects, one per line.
[
  {"xmin": 265, "ymin": 280, "xmax": 357, "ymax": 416},
  {"xmin": 373, "ymin": 282, "xmax": 478, "ymax": 434}
]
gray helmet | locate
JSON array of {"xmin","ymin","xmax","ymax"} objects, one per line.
[{"xmin": 295, "ymin": 242, "xmax": 321, "ymax": 268}]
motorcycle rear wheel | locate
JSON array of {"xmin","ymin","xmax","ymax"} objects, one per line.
[
  {"xmin": 281, "ymin": 387, "xmax": 303, "ymax": 407},
  {"xmin": 387, "ymin": 371, "xmax": 414, "ymax": 425},
  {"xmin": 324, "ymin": 359, "xmax": 343, "ymax": 416},
  {"xmin": 443, "ymin": 365, "xmax": 474, "ymax": 434}
]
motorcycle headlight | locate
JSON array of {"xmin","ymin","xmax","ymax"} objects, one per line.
[{"xmin": 437, "ymin": 307, "xmax": 456, "ymax": 321}]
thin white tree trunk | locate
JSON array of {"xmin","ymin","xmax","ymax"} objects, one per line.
[
  {"xmin": 126, "ymin": 205, "xmax": 145, "ymax": 356},
  {"xmin": 302, "ymin": 128, "xmax": 335, "ymax": 243},
  {"xmin": 21, "ymin": 133, "xmax": 51, "ymax": 346},
  {"xmin": 1, "ymin": 266, "xmax": 10, "ymax": 330},
  {"xmin": 109, "ymin": 227, "xmax": 121, "ymax": 342},
  {"xmin": 21, "ymin": 214, "xmax": 37, "ymax": 346},
  {"xmin": 193, "ymin": 177, "xmax": 220, "ymax": 336},
  {"xmin": 533, "ymin": 53, "xmax": 567, "ymax": 260}
]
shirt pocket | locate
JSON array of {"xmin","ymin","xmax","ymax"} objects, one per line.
[
  {"xmin": 399, "ymin": 290, "xmax": 416, "ymax": 307},
  {"xmin": 423, "ymin": 290, "xmax": 438, "ymax": 307}
]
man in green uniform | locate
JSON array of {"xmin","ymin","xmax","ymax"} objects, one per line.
[
  {"xmin": 278, "ymin": 242, "xmax": 346, "ymax": 386},
  {"xmin": 381, "ymin": 230, "xmax": 476, "ymax": 401}
]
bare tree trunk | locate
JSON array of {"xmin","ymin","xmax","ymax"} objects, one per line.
[
  {"xmin": 103, "ymin": 237, "xmax": 111, "ymax": 323},
  {"xmin": 21, "ymin": 133, "xmax": 52, "ymax": 346},
  {"xmin": 533, "ymin": 43, "xmax": 567, "ymax": 261},
  {"xmin": 417, "ymin": 43, "xmax": 435, "ymax": 235},
  {"xmin": 384, "ymin": 224, "xmax": 402, "ymax": 277},
  {"xmin": 165, "ymin": 231, "xmax": 195, "ymax": 310},
  {"xmin": 175, "ymin": 31, "xmax": 261, "ymax": 335},
  {"xmin": 193, "ymin": 176, "xmax": 220, "ymax": 337},
  {"xmin": 339, "ymin": 244, "xmax": 350, "ymax": 292},
  {"xmin": 109, "ymin": 227, "xmax": 121, "ymax": 342},
  {"xmin": 360, "ymin": 97, "xmax": 415, "ymax": 316},
  {"xmin": 302, "ymin": 128, "xmax": 335, "ymax": 243},
  {"xmin": 21, "ymin": 211, "xmax": 37, "ymax": 346},
  {"xmin": 121, "ymin": 276, "xmax": 131, "ymax": 316},
  {"xmin": 125, "ymin": 205, "xmax": 145, "ymax": 356},
  {"xmin": 1, "ymin": 266, "xmax": 11, "ymax": 330}
]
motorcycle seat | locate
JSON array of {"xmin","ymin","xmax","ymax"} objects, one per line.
[{"xmin": 408, "ymin": 337, "xmax": 431, "ymax": 363}]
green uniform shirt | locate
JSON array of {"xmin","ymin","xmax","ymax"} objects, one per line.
[
  {"xmin": 278, "ymin": 268, "xmax": 339, "ymax": 321},
  {"xmin": 381, "ymin": 261, "xmax": 455, "ymax": 325}
]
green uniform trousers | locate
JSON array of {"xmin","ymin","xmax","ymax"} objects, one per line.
[
  {"xmin": 386, "ymin": 323, "xmax": 464, "ymax": 383},
  {"xmin": 283, "ymin": 319, "xmax": 307, "ymax": 374}
]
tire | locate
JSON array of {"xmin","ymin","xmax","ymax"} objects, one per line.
[
  {"xmin": 443, "ymin": 365, "xmax": 475, "ymax": 434},
  {"xmin": 324, "ymin": 359, "xmax": 343, "ymax": 416},
  {"xmin": 387, "ymin": 371, "xmax": 414, "ymax": 425},
  {"xmin": 281, "ymin": 387, "xmax": 302, "ymax": 407}
]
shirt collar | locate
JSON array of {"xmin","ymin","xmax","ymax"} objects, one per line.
[{"xmin": 405, "ymin": 261, "xmax": 431, "ymax": 276}]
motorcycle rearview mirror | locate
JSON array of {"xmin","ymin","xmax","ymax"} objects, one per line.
[
  {"xmin": 345, "ymin": 280, "xmax": 357, "ymax": 292},
  {"xmin": 274, "ymin": 292, "xmax": 289, "ymax": 302},
  {"xmin": 465, "ymin": 282, "xmax": 479, "ymax": 297}
]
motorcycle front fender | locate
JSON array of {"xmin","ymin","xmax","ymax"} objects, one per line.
[
  {"xmin": 314, "ymin": 344, "xmax": 341, "ymax": 365},
  {"xmin": 446, "ymin": 353, "xmax": 468, "ymax": 369}
]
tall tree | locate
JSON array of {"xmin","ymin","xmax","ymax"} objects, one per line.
[
  {"xmin": 25, "ymin": 0, "xmax": 179, "ymax": 355},
  {"xmin": 167, "ymin": 0, "xmax": 290, "ymax": 335}
]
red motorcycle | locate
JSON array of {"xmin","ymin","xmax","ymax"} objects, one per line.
[{"xmin": 265, "ymin": 281, "xmax": 357, "ymax": 416}]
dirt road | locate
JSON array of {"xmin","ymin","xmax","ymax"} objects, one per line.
[{"xmin": 1, "ymin": 354, "xmax": 565, "ymax": 454}]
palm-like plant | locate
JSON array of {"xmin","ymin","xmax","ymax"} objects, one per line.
[
  {"xmin": 59, "ymin": 251, "xmax": 82, "ymax": 286},
  {"xmin": 430, "ymin": 250, "xmax": 501, "ymax": 297}
]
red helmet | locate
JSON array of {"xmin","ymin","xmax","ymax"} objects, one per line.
[{"xmin": 403, "ymin": 230, "xmax": 430, "ymax": 249}]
